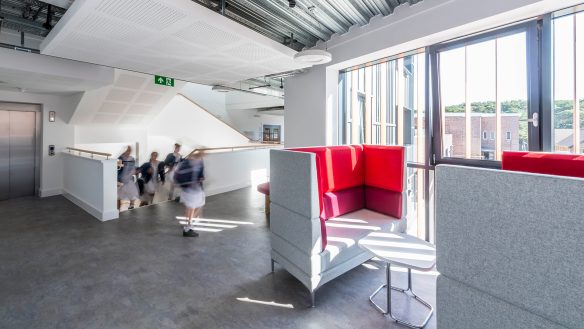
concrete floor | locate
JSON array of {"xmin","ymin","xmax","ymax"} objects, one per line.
[{"xmin": 0, "ymin": 188, "xmax": 437, "ymax": 329}]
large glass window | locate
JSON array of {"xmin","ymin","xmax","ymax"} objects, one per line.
[
  {"xmin": 339, "ymin": 53, "xmax": 426, "ymax": 163},
  {"xmin": 437, "ymin": 28, "xmax": 530, "ymax": 162},
  {"xmin": 336, "ymin": 4, "xmax": 584, "ymax": 242},
  {"xmin": 339, "ymin": 52, "xmax": 428, "ymax": 239},
  {"xmin": 552, "ymin": 11, "xmax": 584, "ymax": 153}
]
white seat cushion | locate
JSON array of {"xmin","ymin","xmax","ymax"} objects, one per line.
[{"xmin": 317, "ymin": 209, "xmax": 401, "ymax": 273}]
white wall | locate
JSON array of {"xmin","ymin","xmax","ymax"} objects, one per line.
[
  {"xmin": 0, "ymin": 29, "xmax": 43, "ymax": 50},
  {"xmin": 149, "ymin": 95, "xmax": 250, "ymax": 149},
  {"xmin": 179, "ymin": 83, "xmax": 232, "ymax": 125},
  {"xmin": 225, "ymin": 91, "xmax": 284, "ymax": 111},
  {"xmin": 285, "ymin": 0, "xmax": 583, "ymax": 147},
  {"xmin": 74, "ymin": 125, "xmax": 149, "ymax": 162},
  {"xmin": 203, "ymin": 148, "xmax": 272, "ymax": 196},
  {"xmin": 62, "ymin": 153, "xmax": 118, "ymax": 221},
  {"xmin": 226, "ymin": 109, "xmax": 284, "ymax": 141},
  {"xmin": 0, "ymin": 90, "xmax": 79, "ymax": 197}
]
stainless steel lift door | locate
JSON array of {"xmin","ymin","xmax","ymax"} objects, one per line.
[{"xmin": 0, "ymin": 109, "xmax": 38, "ymax": 200}]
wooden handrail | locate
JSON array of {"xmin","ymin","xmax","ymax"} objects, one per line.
[
  {"xmin": 186, "ymin": 144, "xmax": 283, "ymax": 157},
  {"xmin": 66, "ymin": 147, "xmax": 112, "ymax": 159}
]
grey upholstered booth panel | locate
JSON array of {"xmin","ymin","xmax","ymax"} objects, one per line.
[
  {"xmin": 437, "ymin": 276, "xmax": 568, "ymax": 329},
  {"xmin": 436, "ymin": 165, "xmax": 584, "ymax": 329},
  {"xmin": 270, "ymin": 149, "xmax": 319, "ymax": 219},
  {"xmin": 271, "ymin": 203, "xmax": 322, "ymax": 257}
]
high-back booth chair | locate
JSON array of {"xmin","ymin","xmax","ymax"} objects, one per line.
[
  {"xmin": 436, "ymin": 151, "xmax": 584, "ymax": 329},
  {"xmin": 269, "ymin": 145, "xmax": 406, "ymax": 306}
]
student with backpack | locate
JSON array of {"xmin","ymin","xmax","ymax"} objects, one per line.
[{"xmin": 174, "ymin": 149, "xmax": 206, "ymax": 237}]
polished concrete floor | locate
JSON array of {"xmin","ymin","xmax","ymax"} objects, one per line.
[{"xmin": 0, "ymin": 188, "xmax": 437, "ymax": 329}]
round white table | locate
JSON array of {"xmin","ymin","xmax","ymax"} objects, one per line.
[{"xmin": 358, "ymin": 231, "xmax": 436, "ymax": 329}]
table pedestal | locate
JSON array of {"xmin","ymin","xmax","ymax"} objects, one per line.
[{"xmin": 369, "ymin": 263, "xmax": 433, "ymax": 329}]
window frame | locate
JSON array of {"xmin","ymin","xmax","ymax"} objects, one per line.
[{"xmin": 429, "ymin": 20, "xmax": 543, "ymax": 169}]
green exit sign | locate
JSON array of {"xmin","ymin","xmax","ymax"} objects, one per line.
[{"xmin": 154, "ymin": 75, "xmax": 174, "ymax": 87}]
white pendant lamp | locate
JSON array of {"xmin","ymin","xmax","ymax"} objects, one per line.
[{"xmin": 293, "ymin": 49, "xmax": 332, "ymax": 65}]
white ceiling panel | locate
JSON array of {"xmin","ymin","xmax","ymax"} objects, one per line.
[
  {"xmin": 116, "ymin": 74, "xmax": 148, "ymax": 89},
  {"xmin": 98, "ymin": 102, "xmax": 127, "ymax": 113},
  {"xmin": 127, "ymin": 104, "xmax": 153, "ymax": 115},
  {"xmin": 95, "ymin": 0, "xmax": 186, "ymax": 31},
  {"xmin": 70, "ymin": 69, "xmax": 184, "ymax": 126},
  {"xmin": 92, "ymin": 113, "xmax": 120, "ymax": 124},
  {"xmin": 41, "ymin": 0, "xmax": 311, "ymax": 85},
  {"xmin": 135, "ymin": 92, "xmax": 163, "ymax": 105},
  {"xmin": 106, "ymin": 89, "xmax": 137, "ymax": 102}
]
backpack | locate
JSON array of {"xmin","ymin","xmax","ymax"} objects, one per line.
[{"xmin": 174, "ymin": 160, "xmax": 194, "ymax": 188}]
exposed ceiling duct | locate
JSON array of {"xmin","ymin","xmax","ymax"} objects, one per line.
[
  {"xmin": 191, "ymin": 0, "xmax": 422, "ymax": 51},
  {"xmin": 0, "ymin": 0, "xmax": 68, "ymax": 37}
]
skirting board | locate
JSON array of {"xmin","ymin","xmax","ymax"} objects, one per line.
[
  {"xmin": 39, "ymin": 188, "xmax": 63, "ymax": 198},
  {"xmin": 63, "ymin": 191, "xmax": 119, "ymax": 221}
]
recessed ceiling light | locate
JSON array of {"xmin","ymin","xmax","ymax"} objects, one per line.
[{"xmin": 293, "ymin": 49, "xmax": 332, "ymax": 65}]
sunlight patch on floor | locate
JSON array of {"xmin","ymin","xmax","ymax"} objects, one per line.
[{"xmin": 236, "ymin": 297, "xmax": 294, "ymax": 309}]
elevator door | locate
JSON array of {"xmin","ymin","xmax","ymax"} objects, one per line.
[{"xmin": 0, "ymin": 110, "xmax": 37, "ymax": 200}]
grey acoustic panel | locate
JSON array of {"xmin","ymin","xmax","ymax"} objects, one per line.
[
  {"xmin": 270, "ymin": 149, "xmax": 319, "ymax": 219},
  {"xmin": 435, "ymin": 165, "xmax": 584, "ymax": 329},
  {"xmin": 437, "ymin": 276, "xmax": 568, "ymax": 329}
]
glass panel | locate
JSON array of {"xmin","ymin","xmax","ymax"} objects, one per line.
[
  {"xmin": 357, "ymin": 94, "xmax": 365, "ymax": 144},
  {"xmin": 440, "ymin": 47, "xmax": 466, "ymax": 158},
  {"xmin": 387, "ymin": 61, "xmax": 397, "ymax": 145},
  {"xmin": 553, "ymin": 15, "xmax": 575, "ymax": 153},
  {"xmin": 498, "ymin": 32, "xmax": 529, "ymax": 154},
  {"xmin": 439, "ymin": 30, "xmax": 529, "ymax": 160},
  {"xmin": 578, "ymin": 12, "xmax": 584, "ymax": 152},
  {"xmin": 468, "ymin": 39, "xmax": 496, "ymax": 160}
]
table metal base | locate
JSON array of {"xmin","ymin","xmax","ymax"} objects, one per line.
[{"xmin": 369, "ymin": 263, "xmax": 433, "ymax": 329}]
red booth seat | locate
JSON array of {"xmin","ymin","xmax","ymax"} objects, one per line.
[
  {"xmin": 502, "ymin": 151, "xmax": 584, "ymax": 179},
  {"xmin": 290, "ymin": 145, "xmax": 405, "ymax": 250}
]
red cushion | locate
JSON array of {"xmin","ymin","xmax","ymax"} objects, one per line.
[
  {"xmin": 291, "ymin": 145, "xmax": 365, "ymax": 193},
  {"xmin": 365, "ymin": 186, "xmax": 403, "ymax": 219},
  {"xmin": 363, "ymin": 145, "xmax": 405, "ymax": 192},
  {"xmin": 502, "ymin": 152, "xmax": 584, "ymax": 179},
  {"xmin": 257, "ymin": 182, "xmax": 270, "ymax": 195},
  {"xmin": 289, "ymin": 145, "xmax": 365, "ymax": 251},
  {"xmin": 322, "ymin": 186, "xmax": 365, "ymax": 220}
]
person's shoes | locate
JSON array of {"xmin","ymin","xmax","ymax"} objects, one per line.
[{"xmin": 183, "ymin": 229, "xmax": 199, "ymax": 237}]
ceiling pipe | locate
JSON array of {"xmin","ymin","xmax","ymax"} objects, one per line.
[
  {"xmin": 220, "ymin": 0, "xmax": 225, "ymax": 15},
  {"xmin": 42, "ymin": 4, "xmax": 52, "ymax": 30},
  {"xmin": 37, "ymin": 0, "xmax": 72, "ymax": 10}
]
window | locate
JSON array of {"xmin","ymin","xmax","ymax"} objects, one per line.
[
  {"xmin": 506, "ymin": 131, "xmax": 512, "ymax": 140},
  {"xmin": 339, "ymin": 52, "xmax": 425, "ymax": 158},
  {"xmin": 435, "ymin": 25, "xmax": 531, "ymax": 162},
  {"xmin": 339, "ymin": 51, "xmax": 428, "ymax": 240},
  {"xmin": 552, "ymin": 10, "xmax": 584, "ymax": 153}
]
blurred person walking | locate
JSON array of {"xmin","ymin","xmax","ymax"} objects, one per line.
[
  {"xmin": 174, "ymin": 149, "xmax": 206, "ymax": 237},
  {"xmin": 139, "ymin": 151, "xmax": 165, "ymax": 206},
  {"xmin": 117, "ymin": 146, "xmax": 140, "ymax": 211},
  {"xmin": 164, "ymin": 143, "xmax": 182, "ymax": 201}
]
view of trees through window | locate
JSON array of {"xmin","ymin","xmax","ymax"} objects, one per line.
[
  {"xmin": 439, "ymin": 31, "xmax": 529, "ymax": 161},
  {"xmin": 444, "ymin": 100, "xmax": 529, "ymax": 144}
]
